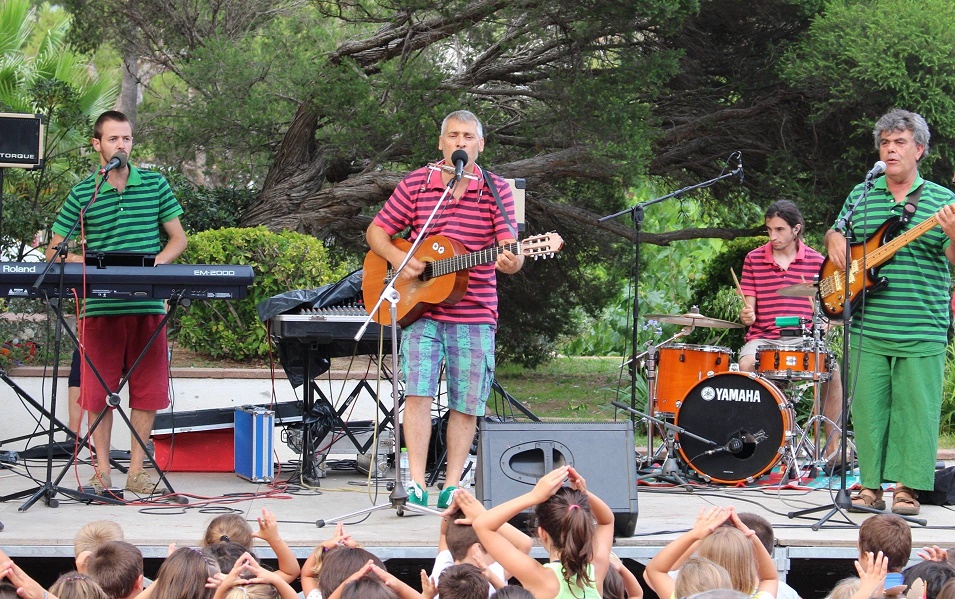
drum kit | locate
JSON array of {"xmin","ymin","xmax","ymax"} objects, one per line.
[{"xmin": 633, "ymin": 282, "xmax": 841, "ymax": 487}]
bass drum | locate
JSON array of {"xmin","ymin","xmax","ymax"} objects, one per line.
[{"xmin": 675, "ymin": 372, "xmax": 792, "ymax": 484}]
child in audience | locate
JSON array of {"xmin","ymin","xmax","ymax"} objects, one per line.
[
  {"xmin": 645, "ymin": 506, "xmax": 777, "ymax": 599},
  {"xmin": 673, "ymin": 557, "xmax": 732, "ymax": 599},
  {"xmin": 201, "ymin": 510, "xmax": 300, "ymax": 583},
  {"xmin": 436, "ymin": 564, "xmax": 489, "ymax": 599},
  {"xmin": 825, "ymin": 577, "xmax": 860, "ymax": 599},
  {"xmin": 74, "ymin": 521, "xmax": 125, "ymax": 573},
  {"xmin": 323, "ymin": 559, "xmax": 422, "ymax": 599},
  {"xmin": 318, "ymin": 548, "xmax": 387, "ymax": 599},
  {"xmin": 604, "ymin": 554, "xmax": 643, "ymax": 599},
  {"xmin": 491, "ymin": 588, "xmax": 533, "ymax": 599},
  {"xmin": 473, "ymin": 465, "xmax": 613, "ymax": 599},
  {"xmin": 736, "ymin": 512, "xmax": 800, "ymax": 599},
  {"xmin": 338, "ymin": 577, "xmax": 399, "ymax": 599},
  {"xmin": 857, "ymin": 514, "xmax": 912, "ymax": 591},
  {"xmin": 302, "ymin": 524, "xmax": 363, "ymax": 599},
  {"xmin": 213, "ymin": 552, "xmax": 297, "ymax": 599},
  {"xmin": 432, "ymin": 490, "xmax": 532, "ymax": 596},
  {"xmin": 144, "ymin": 547, "xmax": 220, "ymax": 599},
  {"xmin": 902, "ymin": 561, "xmax": 955, "ymax": 599},
  {"xmin": 49, "ymin": 573, "xmax": 110, "ymax": 599}
]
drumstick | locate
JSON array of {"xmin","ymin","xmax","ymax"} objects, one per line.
[{"xmin": 730, "ymin": 267, "xmax": 745, "ymax": 299}]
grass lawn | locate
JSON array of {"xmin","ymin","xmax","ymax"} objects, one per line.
[{"xmin": 495, "ymin": 356, "xmax": 635, "ymax": 421}]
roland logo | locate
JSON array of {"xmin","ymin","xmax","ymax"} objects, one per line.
[
  {"xmin": 193, "ymin": 268, "xmax": 236, "ymax": 277},
  {"xmin": 2, "ymin": 264, "xmax": 38, "ymax": 274}
]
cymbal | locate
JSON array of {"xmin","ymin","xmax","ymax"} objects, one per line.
[
  {"xmin": 777, "ymin": 282, "xmax": 819, "ymax": 297},
  {"xmin": 644, "ymin": 312, "xmax": 744, "ymax": 329}
]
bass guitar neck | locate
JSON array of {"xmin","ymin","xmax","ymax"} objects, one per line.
[{"xmin": 818, "ymin": 213, "xmax": 939, "ymax": 319}]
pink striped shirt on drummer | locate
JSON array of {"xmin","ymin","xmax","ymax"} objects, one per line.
[{"xmin": 739, "ymin": 240, "xmax": 824, "ymax": 343}]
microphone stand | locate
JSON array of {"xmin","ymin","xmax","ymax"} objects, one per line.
[
  {"xmin": 317, "ymin": 167, "xmax": 463, "ymax": 525},
  {"xmin": 788, "ymin": 175, "xmax": 925, "ymax": 528},
  {"xmin": 599, "ymin": 158, "xmax": 743, "ymax": 459},
  {"xmin": 5, "ymin": 173, "xmax": 124, "ymax": 510}
]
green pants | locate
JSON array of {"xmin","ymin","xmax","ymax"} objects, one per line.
[{"xmin": 851, "ymin": 347, "xmax": 944, "ymax": 491}]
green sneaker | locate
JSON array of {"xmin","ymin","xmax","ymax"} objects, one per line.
[
  {"xmin": 437, "ymin": 486, "xmax": 458, "ymax": 510},
  {"xmin": 407, "ymin": 481, "xmax": 429, "ymax": 507}
]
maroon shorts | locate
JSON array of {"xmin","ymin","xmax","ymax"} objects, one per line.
[{"xmin": 78, "ymin": 314, "xmax": 170, "ymax": 412}]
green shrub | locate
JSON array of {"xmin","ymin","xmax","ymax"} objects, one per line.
[{"xmin": 174, "ymin": 227, "xmax": 347, "ymax": 360}]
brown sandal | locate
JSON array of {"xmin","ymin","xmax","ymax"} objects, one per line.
[
  {"xmin": 892, "ymin": 485, "xmax": 920, "ymax": 516},
  {"xmin": 848, "ymin": 487, "xmax": 885, "ymax": 512}
]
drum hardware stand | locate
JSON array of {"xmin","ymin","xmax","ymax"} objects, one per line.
[
  {"xmin": 600, "ymin": 153, "xmax": 743, "ymax": 428},
  {"xmin": 613, "ymin": 400, "xmax": 719, "ymax": 491},
  {"xmin": 787, "ymin": 177, "xmax": 925, "ymax": 528},
  {"xmin": 316, "ymin": 160, "xmax": 464, "ymax": 526},
  {"xmin": 628, "ymin": 327, "xmax": 693, "ymax": 461}
]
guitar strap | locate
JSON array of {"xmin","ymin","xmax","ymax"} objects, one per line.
[
  {"xmin": 483, "ymin": 170, "xmax": 519, "ymax": 239},
  {"xmin": 900, "ymin": 183, "xmax": 924, "ymax": 225}
]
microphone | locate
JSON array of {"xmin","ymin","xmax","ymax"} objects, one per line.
[
  {"xmin": 451, "ymin": 149, "xmax": 469, "ymax": 181},
  {"xmin": 99, "ymin": 152, "xmax": 128, "ymax": 176},
  {"xmin": 737, "ymin": 152, "xmax": 744, "ymax": 184},
  {"xmin": 865, "ymin": 160, "xmax": 886, "ymax": 180}
]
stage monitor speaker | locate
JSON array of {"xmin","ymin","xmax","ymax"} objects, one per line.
[
  {"xmin": 476, "ymin": 420, "xmax": 639, "ymax": 537},
  {"xmin": 0, "ymin": 113, "xmax": 45, "ymax": 170}
]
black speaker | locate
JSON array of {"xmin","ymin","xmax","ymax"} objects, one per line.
[
  {"xmin": 475, "ymin": 420, "xmax": 639, "ymax": 537},
  {"xmin": 0, "ymin": 113, "xmax": 45, "ymax": 170}
]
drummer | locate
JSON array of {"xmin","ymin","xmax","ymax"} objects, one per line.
[{"xmin": 738, "ymin": 199, "xmax": 844, "ymax": 468}]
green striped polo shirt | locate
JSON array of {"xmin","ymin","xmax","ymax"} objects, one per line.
[
  {"xmin": 832, "ymin": 173, "xmax": 954, "ymax": 343},
  {"xmin": 51, "ymin": 165, "xmax": 184, "ymax": 317}
]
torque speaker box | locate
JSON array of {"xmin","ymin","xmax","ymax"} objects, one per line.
[
  {"xmin": 475, "ymin": 420, "xmax": 639, "ymax": 537},
  {"xmin": 0, "ymin": 113, "xmax": 45, "ymax": 169}
]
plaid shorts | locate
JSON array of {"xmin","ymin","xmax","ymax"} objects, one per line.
[{"xmin": 400, "ymin": 319, "xmax": 495, "ymax": 416}]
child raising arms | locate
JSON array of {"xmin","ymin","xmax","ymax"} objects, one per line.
[{"xmin": 472, "ymin": 465, "xmax": 613, "ymax": 599}]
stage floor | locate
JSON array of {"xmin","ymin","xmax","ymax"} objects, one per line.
[{"xmin": 1, "ymin": 459, "xmax": 953, "ymax": 570}]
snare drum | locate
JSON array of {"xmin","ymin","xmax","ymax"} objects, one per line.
[
  {"xmin": 655, "ymin": 344, "xmax": 732, "ymax": 414},
  {"xmin": 756, "ymin": 344, "xmax": 831, "ymax": 381}
]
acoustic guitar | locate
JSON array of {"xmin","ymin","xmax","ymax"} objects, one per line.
[
  {"xmin": 362, "ymin": 232, "xmax": 564, "ymax": 326},
  {"xmin": 818, "ymin": 213, "xmax": 940, "ymax": 319}
]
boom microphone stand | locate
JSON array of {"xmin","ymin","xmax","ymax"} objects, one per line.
[
  {"xmin": 599, "ymin": 152, "xmax": 743, "ymax": 455},
  {"xmin": 316, "ymin": 158, "xmax": 473, "ymax": 526},
  {"xmin": 788, "ymin": 167, "xmax": 925, "ymax": 528},
  {"xmin": 5, "ymin": 171, "xmax": 123, "ymax": 509}
]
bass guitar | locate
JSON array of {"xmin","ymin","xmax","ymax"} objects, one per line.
[
  {"xmin": 362, "ymin": 232, "xmax": 564, "ymax": 326},
  {"xmin": 818, "ymin": 213, "xmax": 940, "ymax": 319}
]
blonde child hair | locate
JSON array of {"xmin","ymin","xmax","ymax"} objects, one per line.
[
  {"xmin": 676, "ymin": 556, "xmax": 733, "ymax": 598},
  {"xmin": 202, "ymin": 514, "xmax": 253, "ymax": 548},
  {"xmin": 49, "ymin": 572, "xmax": 109, "ymax": 599},
  {"xmin": 697, "ymin": 527, "xmax": 758, "ymax": 594},
  {"xmin": 826, "ymin": 577, "xmax": 861, "ymax": 599},
  {"xmin": 74, "ymin": 521, "xmax": 124, "ymax": 557},
  {"xmin": 224, "ymin": 583, "xmax": 280, "ymax": 599}
]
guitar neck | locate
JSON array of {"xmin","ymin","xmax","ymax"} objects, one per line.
[
  {"xmin": 425, "ymin": 241, "xmax": 519, "ymax": 280},
  {"xmin": 864, "ymin": 213, "xmax": 939, "ymax": 268}
]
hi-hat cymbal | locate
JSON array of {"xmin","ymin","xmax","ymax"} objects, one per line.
[
  {"xmin": 777, "ymin": 282, "xmax": 819, "ymax": 297},
  {"xmin": 644, "ymin": 312, "xmax": 744, "ymax": 329}
]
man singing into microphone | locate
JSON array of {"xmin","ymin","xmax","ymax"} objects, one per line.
[
  {"xmin": 366, "ymin": 110, "xmax": 523, "ymax": 509},
  {"xmin": 45, "ymin": 110, "xmax": 187, "ymax": 496},
  {"xmin": 825, "ymin": 108, "xmax": 955, "ymax": 516}
]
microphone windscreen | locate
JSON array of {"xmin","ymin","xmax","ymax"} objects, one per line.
[{"xmin": 451, "ymin": 149, "xmax": 468, "ymax": 166}]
